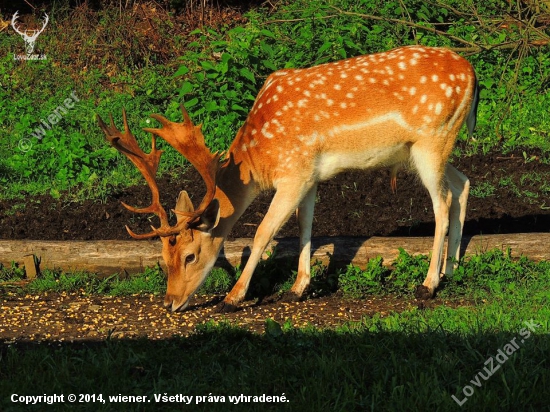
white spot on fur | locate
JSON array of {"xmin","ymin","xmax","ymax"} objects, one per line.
[
  {"xmin": 261, "ymin": 122, "xmax": 274, "ymax": 138},
  {"xmin": 334, "ymin": 84, "xmax": 342, "ymax": 90},
  {"xmin": 420, "ymin": 76, "xmax": 427, "ymax": 84},
  {"xmin": 398, "ymin": 61, "xmax": 407, "ymax": 70},
  {"xmin": 420, "ymin": 94, "xmax": 428, "ymax": 104},
  {"xmin": 434, "ymin": 102, "xmax": 443, "ymax": 115},
  {"xmin": 445, "ymin": 86, "xmax": 453, "ymax": 98},
  {"xmin": 432, "ymin": 74, "xmax": 439, "ymax": 82}
]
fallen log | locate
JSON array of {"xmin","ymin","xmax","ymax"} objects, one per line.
[{"xmin": 0, "ymin": 234, "xmax": 548, "ymax": 276}]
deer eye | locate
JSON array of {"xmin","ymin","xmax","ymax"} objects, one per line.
[{"xmin": 185, "ymin": 254, "xmax": 196, "ymax": 264}]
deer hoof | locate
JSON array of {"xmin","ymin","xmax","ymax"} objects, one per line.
[
  {"xmin": 215, "ymin": 301, "xmax": 239, "ymax": 313},
  {"xmin": 280, "ymin": 292, "xmax": 302, "ymax": 303},
  {"xmin": 414, "ymin": 285, "xmax": 434, "ymax": 300}
]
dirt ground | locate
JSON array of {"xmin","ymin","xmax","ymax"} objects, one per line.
[
  {"xmin": 1, "ymin": 147, "xmax": 549, "ymax": 342},
  {"xmin": 0, "ymin": 287, "xmax": 470, "ymax": 343},
  {"xmin": 2, "ymin": 147, "xmax": 550, "ymax": 241}
]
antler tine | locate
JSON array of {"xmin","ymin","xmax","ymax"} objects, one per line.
[
  {"xmin": 144, "ymin": 105, "xmax": 222, "ymax": 225},
  {"xmin": 11, "ymin": 11, "xmax": 24, "ymax": 36},
  {"xmin": 97, "ymin": 110, "xmax": 172, "ymax": 239}
]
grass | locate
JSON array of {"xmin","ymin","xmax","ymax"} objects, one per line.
[{"xmin": 0, "ymin": 248, "xmax": 549, "ymax": 411}]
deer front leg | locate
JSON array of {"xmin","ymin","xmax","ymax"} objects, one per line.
[
  {"xmin": 282, "ymin": 184, "xmax": 318, "ymax": 302},
  {"xmin": 217, "ymin": 183, "xmax": 313, "ymax": 313}
]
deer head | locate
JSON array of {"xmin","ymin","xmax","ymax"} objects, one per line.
[
  {"xmin": 11, "ymin": 11, "xmax": 49, "ymax": 56},
  {"xmin": 97, "ymin": 107, "xmax": 224, "ymax": 311}
]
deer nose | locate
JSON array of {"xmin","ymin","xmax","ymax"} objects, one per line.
[{"xmin": 164, "ymin": 295, "xmax": 189, "ymax": 312}]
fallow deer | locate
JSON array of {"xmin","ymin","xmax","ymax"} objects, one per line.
[{"xmin": 98, "ymin": 45, "xmax": 479, "ymax": 313}]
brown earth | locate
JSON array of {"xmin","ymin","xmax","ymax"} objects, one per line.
[
  {"xmin": 1, "ymin": 147, "xmax": 549, "ymax": 342},
  {"xmin": 0, "ymin": 287, "xmax": 470, "ymax": 343},
  {"xmin": 1, "ymin": 147, "xmax": 549, "ymax": 241}
]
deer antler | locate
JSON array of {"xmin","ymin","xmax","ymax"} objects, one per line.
[
  {"xmin": 36, "ymin": 13, "xmax": 49, "ymax": 37},
  {"xmin": 144, "ymin": 105, "xmax": 223, "ymax": 226},
  {"xmin": 11, "ymin": 11, "xmax": 23, "ymax": 36},
  {"xmin": 11, "ymin": 11, "xmax": 49, "ymax": 37},
  {"xmin": 97, "ymin": 110, "xmax": 188, "ymax": 239}
]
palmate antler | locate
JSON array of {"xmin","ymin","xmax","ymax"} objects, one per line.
[
  {"xmin": 143, "ymin": 106, "xmax": 223, "ymax": 225},
  {"xmin": 97, "ymin": 106, "xmax": 221, "ymax": 239}
]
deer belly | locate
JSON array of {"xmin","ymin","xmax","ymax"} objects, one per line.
[{"xmin": 315, "ymin": 144, "xmax": 410, "ymax": 181}]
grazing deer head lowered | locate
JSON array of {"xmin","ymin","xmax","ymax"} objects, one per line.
[{"xmin": 98, "ymin": 45, "xmax": 479, "ymax": 313}]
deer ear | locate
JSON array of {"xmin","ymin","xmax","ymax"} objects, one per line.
[
  {"xmin": 175, "ymin": 191, "xmax": 194, "ymax": 225},
  {"xmin": 191, "ymin": 199, "xmax": 220, "ymax": 232}
]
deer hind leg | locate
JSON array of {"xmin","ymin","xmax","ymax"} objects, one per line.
[
  {"xmin": 218, "ymin": 182, "xmax": 315, "ymax": 312},
  {"xmin": 411, "ymin": 146, "xmax": 451, "ymax": 299},
  {"xmin": 444, "ymin": 164, "xmax": 469, "ymax": 275},
  {"xmin": 282, "ymin": 184, "xmax": 318, "ymax": 302}
]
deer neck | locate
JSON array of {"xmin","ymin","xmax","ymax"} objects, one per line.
[{"xmin": 210, "ymin": 151, "xmax": 259, "ymax": 241}]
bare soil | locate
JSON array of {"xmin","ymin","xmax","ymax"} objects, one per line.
[
  {"xmin": 0, "ymin": 287, "xmax": 471, "ymax": 343},
  {"xmin": 1, "ymin": 148, "xmax": 549, "ymax": 241},
  {"xmin": 1, "ymin": 147, "xmax": 549, "ymax": 342}
]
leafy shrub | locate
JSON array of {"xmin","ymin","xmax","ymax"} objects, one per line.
[
  {"xmin": 338, "ymin": 257, "xmax": 388, "ymax": 297},
  {"xmin": 386, "ymin": 248, "xmax": 430, "ymax": 293}
]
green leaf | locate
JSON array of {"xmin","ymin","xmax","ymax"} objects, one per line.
[
  {"xmin": 260, "ymin": 29, "xmax": 276, "ymax": 38},
  {"xmin": 180, "ymin": 81, "xmax": 194, "ymax": 95},
  {"xmin": 184, "ymin": 98, "xmax": 199, "ymax": 109},
  {"xmin": 205, "ymin": 101, "xmax": 218, "ymax": 112},
  {"xmin": 200, "ymin": 60, "xmax": 217, "ymax": 71},
  {"xmin": 173, "ymin": 65, "xmax": 189, "ymax": 77},
  {"xmin": 265, "ymin": 318, "xmax": 283, "ymax": 338},
  {"xmin": 239, "ymin": 67, "xmax": 256, "ymax": 83},
  {"xmin": 262, "ymin": 60, "xmax": 278, "ymax": 71},
  {"xmin": 318, "ymin": 41, "xmax": 332, "ymax": 55},
  {"xmin": 260, "ymin": 40, "xmax": 274, "ymax": 57}
]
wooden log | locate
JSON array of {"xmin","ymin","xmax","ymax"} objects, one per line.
[{"xmin": 0, "ymin": 234, "xmax": 548, "ymax": 276}]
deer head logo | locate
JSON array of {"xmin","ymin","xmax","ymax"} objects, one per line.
[{"xmin": 11, "ymin": 11, "xmax": 49, "ymax": 56}]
